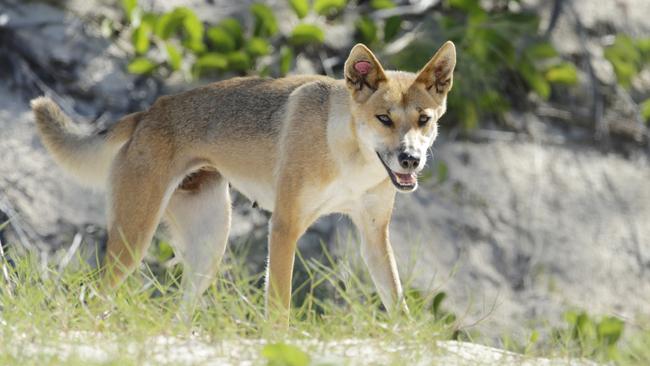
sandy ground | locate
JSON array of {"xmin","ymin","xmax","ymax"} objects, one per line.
[{"xmin": 6, "ymin": 331, "xmax": 596, "ymax": 365}]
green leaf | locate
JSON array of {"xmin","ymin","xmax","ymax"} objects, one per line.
[
  {"xmin": 246, "ymin": 37, "xmax": 271, "ymax": 57},
  {"xmin": 153, "ymin": 6, "xmax": 204, "ymax": 53},
  {"xmin": 597, "ymin": 317, "xmax": 624, "ymax": 345},
  {"xmin": 280, "ymin": 46, "xmax": 294, "ymax": 75},
  {"xmin": 219, "ymin": 18, "xmax": 244, "ymax": 49},
  {"xmin": 165, "ymin": 42, "xmax": 182, "ymax": 71},
  {"xmin": 574, "ymin": 312, "xmax": 597, "ymax": 341},
  {"xmin": 155, "ymin": 9, "xmax": 185, "ymax": 39},
  {"xmin": 545, "ymin": 62, "xmax": 578, "ymax": 85},
  {"xmin": 251, "ymin": 3, "xmax": 278, "ymax": 37},
  {"xmin": 371, "ymin": 0, "xmax": 395, "ymax": 10},
  {"xmin": 226, "ymin": 51, "xmax": 251, "ymax": 72},
  {"xmin": 443, "ymin": 312, "xmax": 456, "ymax": 325},
  {"xmin": 156, "ymin": 241, "xmax": 175, "ymax": 262},
  {"xmin": 608, "ymin": 58, "xmax": 637, "ymax": 88},
  {"xmin": 406, "ymin": 288, "xmax": 424, "ymax": 303},
  {"xmin": 641, "ymin": 98, "xmax": 650, "ymax": 124},
  {"xmin": 181, "ymin": 8, "xmax": 204, "ymax": 47},
  {"xmin": 288, "ymin": 0, "xmax": 309, "ymax": 19},
  {"xmin": 127, "ymin": 57, "xmax": 157, "ymax": 74},
  {"xmin": 355, "ymin": 16, "xmax": 377, "ymax": 45},
  {"xmin": 195, "ymin": 53, "xmax": 228, "ymax": 71},
  {"xmin": 132, "ymin": 22, "xmax": 151, "ymax": 55},
  {"xmin": 121, "ymin": 0, "xmax": 137, "ymax": 20},
  {"xmin": 183, "ymin": 39, "xmax": 206, "ymax": 54},
  {"xmin": 564, "ymin": 310, "xmax": 579, "ymax": 326},
  {"xmin": 528, "ymin": 73, "xmax": 551, "ymax": 99},
  {"xmin": 313, "ymin": 0, "xmax": 347, "ymax": 15},
  {"xmin": 207, "ymin": 27, "xmax": 236, "ymax": 53},
  {"xmin": 604, "ymin": 34, "xmax": 641, "ymax": 88},
  {"xmin": 525, "ymin": 41, "xmax": 558, "ymax": 59},
  {"xmin": 635, "ymin": 37, "xmax": 650, "ymax": 61},
  {"xmin": 519, "ymin": 58, "xmax": 550, "ymax": 99},
  {"xmin": 432, "ymin": 292, "xmax": 446, "ymax": 317},
  {"xmin": 261, "ymin": 343, "xmax": 310, "ymax": 366},
  {"xmin": 158, "ymin": 9, "xmax": 183, "ymax": 33},
  {"xmin": 140, "ymin": 12, "xmax": 158, "ymax": 28},
  {"xmin": 383, "ymin": 16, "xmax": 401, "ymax": 42},
  {"xmin": 290, "ymin": 23, "xmax": 325, "ymax": 46}
]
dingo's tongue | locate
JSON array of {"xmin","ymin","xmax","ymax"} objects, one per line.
[{"xmin": 395, "ymin": 172, "xmax": 416, "ymax": 185}]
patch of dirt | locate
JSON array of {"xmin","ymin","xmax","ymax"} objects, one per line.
[{"xmin": 6, "ymin": 332, "xmax": 597, "ymax": 365}]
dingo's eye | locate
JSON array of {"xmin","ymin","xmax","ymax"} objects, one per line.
[
  {"xmin": 418, "ymin": 115, "xmax": 431, "ymax": 127},
  {"xmin": 376, "ymin": 114, "xmax": 393, "ymax": 127}
]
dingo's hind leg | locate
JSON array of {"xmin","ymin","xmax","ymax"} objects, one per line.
[
  {"xmin": 166, "ymin": 169, "xmax": 231, "ymax": 320},
  {"xmin": 102, "ymin": 144, "xmax": 178, "ymax": 289}
]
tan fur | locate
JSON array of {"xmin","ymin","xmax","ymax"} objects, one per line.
[{"xmin": 31, "ymin": 42, "xmax": 456, "ymax": 323}]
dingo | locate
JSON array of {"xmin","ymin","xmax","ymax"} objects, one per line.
[{"xmin": 31, "ymin": 42, "xmax": 456, "ymax": 322}]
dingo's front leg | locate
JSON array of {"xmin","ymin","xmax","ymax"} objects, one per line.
[
  {"xmin": 351, "ymin": 180, "xmax": 408, "ymax": 314},
  {"xmin": 265, "ymin": 208, "xmax": 309, "ymax": 324}
]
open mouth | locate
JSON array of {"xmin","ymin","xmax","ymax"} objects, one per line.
[{"xmin": 376, "ymin": 152, "xmax": 418, "ymax": 192}]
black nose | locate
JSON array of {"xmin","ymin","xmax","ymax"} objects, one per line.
[{"xmin": 398, "ymin": 152, "xmax": 420, "ymax": 170}]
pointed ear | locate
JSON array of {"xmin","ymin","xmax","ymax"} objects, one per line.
[
  {"xmin": 344, "ymin": 44, "xmax": 387, "ymax": 103},
  {"xmin": 415, "ymin": 41, "xmax": 456, "ymax": 96}
]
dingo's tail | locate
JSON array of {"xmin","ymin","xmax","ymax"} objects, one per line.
[{"xmin": 31, "ymin": 97, "xmax": 142, "ymax": 187}]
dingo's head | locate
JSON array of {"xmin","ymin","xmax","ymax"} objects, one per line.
[{"xmin": 344, "ymin": 42, "xmax": 456, "ymax": 192}]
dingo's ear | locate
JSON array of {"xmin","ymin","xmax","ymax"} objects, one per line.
[
  {"xmin": 415, "ymin": 41, "xmax": 456, "ymax": 96},
  {"xmin": 344, "ymin": 44, "xmax": 387, "ymax": 103}
]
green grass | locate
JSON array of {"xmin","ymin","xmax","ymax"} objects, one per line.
[
  {"xmin": 0, "ymin": 237, "xmax": 649, "ymax": 365},
  {"xmin": 0, "ymin": 239, "xmax": 461, "ymax": 365}
]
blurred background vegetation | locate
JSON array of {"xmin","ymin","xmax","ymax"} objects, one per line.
[{"xmin": 110, "ymin": 0, "xmax": 649, "ymax": 140}]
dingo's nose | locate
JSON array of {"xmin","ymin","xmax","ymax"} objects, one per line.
[{"xmin": 398, "ymin": 152, "xmax": 420, "ymax": 170}]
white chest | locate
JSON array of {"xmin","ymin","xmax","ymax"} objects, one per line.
[{"xmin": 307, "ymin": 158, "xmax": 387, "ymax": 216}]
